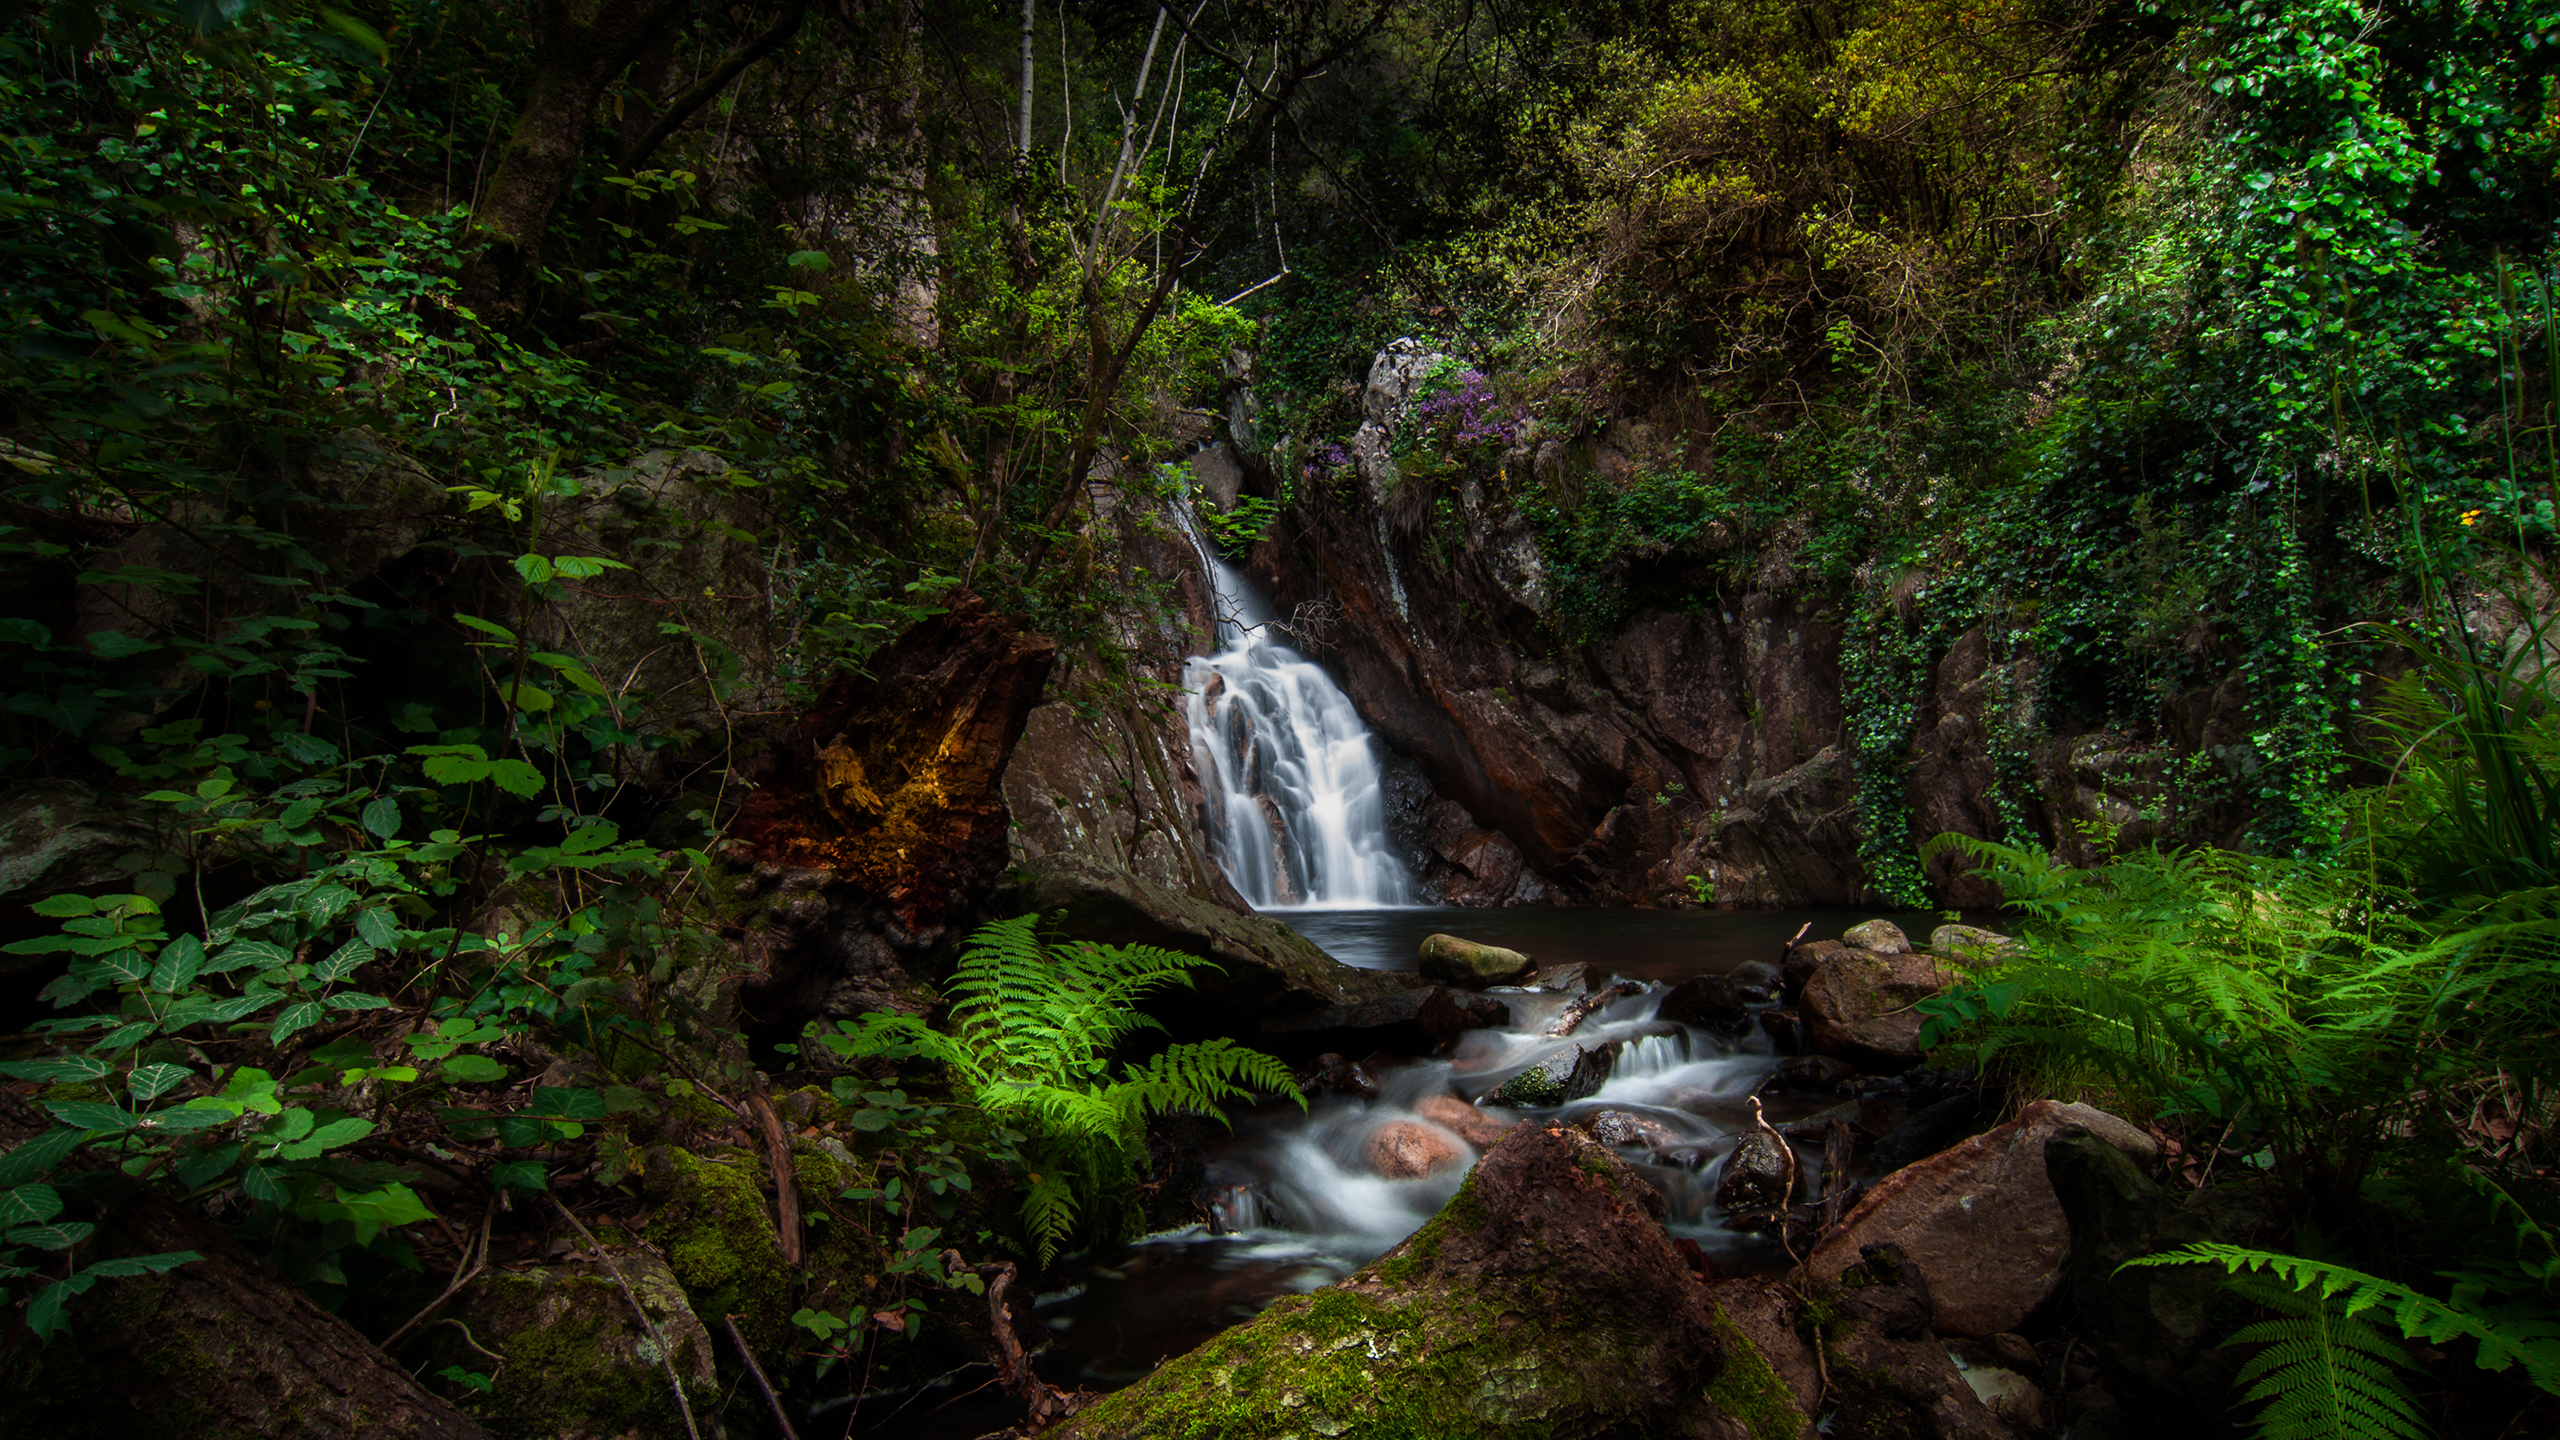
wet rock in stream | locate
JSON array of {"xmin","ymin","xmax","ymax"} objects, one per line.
[
  {"xmin": 1362, "ymin": 1120, "xmax": 1467, "ymax": 1179},
  {"xmin": 1414, "ymin": 1092, "xmax": 1515, "ymax": 1149},
  {"xmin": 1489, "ymin": 1040, "xmax": 1617, "ymax": 1106},
  {"xmin": 1802, "ymin": 945, "xmax": 1955, "ymax": 1069},
  {"xmin": 1713, "ymin": 1129, "xmax": 1798, "ymax": 1213},
  {"xmin": 1655, "ymin": 972, "xmax": 1754, "ymax": 1032}
]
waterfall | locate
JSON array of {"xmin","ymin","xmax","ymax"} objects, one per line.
[{"xmin": 1177, "ymin": 500, "xmax": 1412, "ymax": 909}]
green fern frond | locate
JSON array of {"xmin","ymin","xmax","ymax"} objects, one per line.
[
  {"xmin": 2127, "ymin": 1243, "xmax": 2560, "ymax": 1396},
  {"xmin": 1020, "ymin": 1171, "xmax": 1080, "ymax": 1267},
  {"xmin": 2221, "ymin": 1272, "xmax": 2429, "ymax": 1440}
]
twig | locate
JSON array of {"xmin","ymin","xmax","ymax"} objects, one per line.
[
  {"xmin": 416, "ymin": 1315, "xmax": 507, "ymax": 1366},
  {"xmin": 1748, "ymin": 1095, "xmax": 1802, "ymax": 1265},
  {"xmin": 723, "ymin": 1313, "xmax": 799, "ymax": 1440},
  {"xmin": 1779, "ymin": 920, "xmax": 1812, "ymax": 960},
  {"xmin": 384, "ymin": 1201, "xmax": 495, "ymax": 1350},
  {"xmin": 966, "ymin": 1257, "xmax": 1092, "ymax": 1433},
  {"xmin": 746, "ymin": 1088, "xmax": 803, "ymax": 1268},
  {"xmin": 551, "ymin": 1195, "xmax": 704, "ymax": 1440}
]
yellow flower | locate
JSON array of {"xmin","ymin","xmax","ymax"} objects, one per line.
[{"xmin": 2460, "ymin": 509, "xmax": 2485, "ymax": 527}]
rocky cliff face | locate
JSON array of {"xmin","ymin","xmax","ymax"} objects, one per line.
[{"xmin": 1213, "ymin": 347, "xmax": 2252, "ymax": 908}]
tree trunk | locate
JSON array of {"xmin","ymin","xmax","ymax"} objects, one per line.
[
  {"xmin": 464, "ymin": 0, "xmax": 694, "ymax": 323},
  {"xmin": 0, "ymin": 1192, "xmax": 492, "ymax": 1440}
]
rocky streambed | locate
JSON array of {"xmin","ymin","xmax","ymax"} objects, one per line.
[{"xmin": 960, "ymin": 914, "xmax": 2217, "ymax": 1439}]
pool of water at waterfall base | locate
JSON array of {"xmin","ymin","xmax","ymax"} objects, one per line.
[{"xmin": 843, "ymin": 906, "xmax": 1954, "ymax": 1437}]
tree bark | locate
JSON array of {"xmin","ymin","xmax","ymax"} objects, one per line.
[
  {"xmin": 0, "ymin": 1191, "xmax": 492, "ymax": 1440},
  {"xmin": 618, "ymin": 0, "xmax": 815, "ymax": 174},
  {"xmin": 464, "ymin": 0, "xmax": 695, "ymax": 322}
]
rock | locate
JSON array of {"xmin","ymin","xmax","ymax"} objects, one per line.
[
  {"xmin": 1049, "ymin": 1124, "xmax": 1777, "ymax": 1439},
  {"xmin": 1414, "ymin": 1092, "xmax": 1515, "ymax": 1149},
  {"xmin": 1490, "ymin": 1041, "xmax": 1617, "ymax": 1107},
  {"xmin": 1418, "ymin": 932, "xmax": 1533, "ymax": 986},
  {"xmin": 1780, "ymin": 939, "xmax": 1841, "ymax": 999},
  {"xmin": 0, "ymin": 1190, "xmax": 492, "ymax": 1440},
  {"xmin": 1714, "ymin": 1130, "xmax": 1797, "ymax": 1213},
  {"xmin": 427, "ymin": 1250, "xmax": 723, "ymax": 1440},
  {"xmin": 1260, "ymin": 984, "xmax": 1508, "ymax": 1056},
  {"xmin": 1764, "ymin": 1054, "xmax": 1858, "ymax": 1095},
  {"xmin": 1842, "ymin": 918, "xmax": 1914, "ymax": 954},
  {"xmin": 1930, "ymin": 923, "xmax": 2018, "ymax": 965},
  {"xmin": 1729, "ymin": 959, "xmax": 1783, "ymax": 1003},
  {"xmin": 1541, "ymin": 978, "xmax": 1642, "ymax": 1036},
  {"xmin": 1025, "ymin": 855, "xmax": 1418, "ymax": 1037},
  {"xmin": 1363, "ymin": 1120, "xmax": 1467, "ymax": 1179},
  {"xmin": 1820, "ymin": 1245, "xmax": 2024, "ymax": 1440},
  {"xmin": 1657, "ymin": 973, "xmax": 1754, "ymax": 1033},
  {"xmin": 1803, "ymin": 1099, "xmax": 2155, "ymax": 1339},
  {"xmin": 1758, "ymin": 1006, "xmax": 1806, "ymax": 1053},
  {"xmin": 2043, "ymin": 1126, "xmax": 2269, "ymax": 1416},
  {"xmin": 1871, "ymin": 1092, "xmax": 1993, "ymax": 1174},
  {"xmin": 1801, "ymin": 948, "xmax": 1954, "ymax": 1069},
  {"xmin": 1522, "ymin": 960, "xmax": 1589, "ymax": 994},
  {"xmin": 0, "ymin": 781, "xmax": 185, "ymax": 994},
  {"xmin": 1582, "ymin": 1109, "xmax": 1684, "ymax": 1152},
  {"xmin": 1300, "ymin": 1053, "xmax": 1379, "ymax": 1099},
  {"xmin": 2041, "ymin": 1101, "xmax": 2158, "ymax": 1165}
]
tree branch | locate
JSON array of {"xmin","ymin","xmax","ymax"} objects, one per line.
[{"xmin": 618, "ymin": 0, "xmax": 815, "ymax": 172}]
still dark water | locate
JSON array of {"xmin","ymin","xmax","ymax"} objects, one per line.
[{"xmin": 838, "ymin": 905, "xmax": 1947, "ymax": 1438}]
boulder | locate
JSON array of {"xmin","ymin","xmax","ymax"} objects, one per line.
[
  {"xmin": 1489, "ymin": 1041, "xmax": 1617, "ymax": 1107},
  {"xmin": 1801, "ymin": 948, "xmax": 1954, "ymax": 1069},
  {"xmin": 0, "ymin": 781, "xmax": 185, "ymax": 995},
  {"xmin": 1802, "ymin": 1099, "xmax": 2153, "ymax": 1338},
  {"xmin": 1363, "ymin": 1120, "xmax": 1467, "ymax": 1179},
  {"xmin": 1418, "ymin": 932, "xmax": 1533, "ymax": 986},
  {"xmin": 1582, "ymin": 1109, "xmax": 1684, "ymax": 1152},
  {"xmin": 1658, "ymin": 973, "xmax": 1754, "ymax": 1033},
  {"xmin": 1049, "ymin": 1124, "xmax": 1772, "ymax": 1439},
  {"xmin": 1817, "ymin": 1244, "xmax": 2023, "ymax": 1440},
  {"xmin": 1300, "ymin": 1053, "xmax": 1379, "ymax": 1099},
  {"xmin": 1414, "ymin": 1092, "xmax": 1516, "ymax": 1149},
  {"xmin": 1715, "ymin": 1130, "xmax": 1797, "ymax": 1213},
  {"xmin": 1522, "ymin": 960, "xmax": 1589, "ymax": 994},
  {"xmin": 1842, "ymin": 918, "xmax": 1914, "ymax": 954},
  {"xmin": 1762, "ymin": 1054, "xmax": 1858, "ymax": 1095},
  {"xmin": 1729, "ymin": 959, "xmax": 1783, "ymax": 1003},
  {"xmin": 1023, "ymin": 855, "xmax": 1418, "ymax": 1035},
  {"xmin": 1929, "ymin": 923, "xmax": 2018, "ymax": 965},
  {"xmin": 1871, "ymin": 1092, "xmax": 1994, "ymax": 1174},
  {"xmin": 422, "ymin": 1250, "xmax": 723, "ymax": 1440},
  {"xmin": 1779, "ymin": 939, "xmax": 1842, "ymax": 1000},
  {"xmin": 1259, "ymin": 984, "xmax": 1508, "ymax": 1056}
]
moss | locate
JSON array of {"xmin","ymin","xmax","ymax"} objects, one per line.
[
  {"xmin": 641, "ymin": 1144, "xmax": 790, "ymax": 1351},
  {"xmin": 1371, "ymin": 1173, "xmax": 1484, "ymax": 1285},
  {"xmin": 1704, "ymin": 1305, "xmax": 1802, "ymax": 1440}
]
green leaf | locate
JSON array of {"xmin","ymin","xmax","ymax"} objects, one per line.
[
  {"xmin": 523, "ymin": 1088, "xmax": 605, "ymax": 1121},
  {"xmin": 452, "ymin": 614, "xmax": 515, "ymax": 642},
  {"xmin": 28, "ymin": 896, "xmax": 99, "ymax": 919},
  {"xmin": 269, "ymin": 1002, "xmax": 326, "ymax": 1047},
  {"xmin": 150, "ymin": 935, "xmax": 203, "ymax": 993},
  {"xmin": 313, "ymin": 939, "xmax": 373, "ymax": 983},
  {"xmin": 0, "ymin": 1128, "xmax": 86, "ymax": 1186},
  {"xmin": 7, "ymin": 1222, "xmax": 93, "ymax": 1251},
  {"xmin": 205, "ymin": 939, "xmax": 291, "ymax": 975},
  {"xmin": 237, "ymin": 1165, "xmax": 288, "ymax": 1205},
  {"xmin": 78, "ymin": 1250, "xmax": 202, "ymax": 1280},
  {"xmin": 489, "ymin": 1160, "xmax": 547, "ymax": 1192},
  {"xmin": 559, "ymin": 821, "xmax": 619, "ymax": 856},
  {"xmin": 126, "ymin": 1063, "xmax": 190, "ymax": 1103},
  {"xmin": 487, "ymin": 759, "xmax": 545, "ymax": 799},
  {"xmin": 512, "ymin": 554, "xmax": 555, "ymax": 586},
  {"xmin": 359, "ymin": 797, "xmax": 400, "ymax": 839},
  {"xmin": 325, "ymin": 992, "xmax": 390, "ymax": 1012},
  {"xmin": 500, "ymin": 682, "xmax": 555, "ymax": 714},
  {"xmin": 354, "ymin": 907, "xmax": 401, "ymax": 949},
  {"xmin": 0, "ymin": 1184, "xmax": 63, "ymax": 1226},
  {"xmin": 0, "ymin": 1056, "xmax": 112, "ymax": 1084},
  {"xmin": 317, "ymin": 6, "xmax": 389, "ymax": 63},
  {"xmin": 439, "ymin": 1054, "xmax": 509, "ymax": 1085},
  {"xmin": 45, "ymin": 1103, "xmax": 139, "ymax": 1133}
]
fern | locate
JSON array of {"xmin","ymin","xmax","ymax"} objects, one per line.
[
  {"xmin": 820, "ymin": 915, "xmax": 1303, "ymax": 1264},
  {"xmin": 2127, "ymin": 1243, "xmax": 2560, "ymax": 1411},
  {"xmin": 2217, "ymin": 1269, "xmax": 2429, "ymax": 1440}
]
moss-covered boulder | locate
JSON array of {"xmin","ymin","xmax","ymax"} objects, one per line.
[
  {"xmin": 640, "ymin": 1143, "xmax": 791, "ymax": 1353},
  {"xmin": 1051, "ymin": 1123, "xmax": 1784, "ymax": 1439},
  {"xmin": 428, "ymin": 1251, "xmax": 721, "ymax": 1440},
  {"xmin": 1417, "ymin": 933, "xmax": 1533, "ymax": 987}
]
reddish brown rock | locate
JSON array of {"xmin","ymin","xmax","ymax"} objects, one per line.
[
  {"xmin": 1363, "ymin": 1119, "xmax": 1466, "ymax": 1179},
  {"xmin": 1801, "ymin": 948, "xmax": 1954, "ymax": 1069},
  {"xmin": 1802, "ymin": 1099, "xmax": 2152, "ymax": 1338},
  {"xmin": 1414, "ymin": 1092, "xmax": 1515, "ymax": 1149}
]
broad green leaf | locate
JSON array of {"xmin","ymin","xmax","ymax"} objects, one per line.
[
  {"xmin": 8, "ymin": 1221, "xmax": 94, "ymax": 1250},
  {"xmin": 439, "ymin": 1054, "xmax": 509, "ymax": 1085},
  {"xmin": 548, "ymin": 556, "xmax": 625, "ymax": 578},
  {"xmin": 24, "ymin": 1276, "xmax": 91, "ymax": 1340},
  {"xmin": 421, "ymin": 753, "xmax": 490, "ymax": 785},
  {"xmin": 28, "ymin": 896, "xmax": 99, "ymax": 918},
  {"xmin": 559, "ymin": 821, "xmax": 619, "ymax": 855},
  {"xmin": 489, "ymin": 1160, "xmax": 547, "ymax": 1192},
  {"xmin": 304, "ymin": 1118, "xmax": 374, "ymax": 1152},
  {"xmin": 79, "ymin": 1250, "xmax": 202, "ymax": 1280},
  {"xmin": 237, "ymin": 1164, "xmax": 288, "ymax": 1205},
  {"xmin": 317, "ymin": 6, "xmax": 388, "ymax": 63},
  {"xmin": 511, "ymin": 554, "xmax": 555, "ymax": 585},
  {"xmin": 46, "ymin": 1103, "xmax": 139, "ymax": 1133},
  {"xmin": 150, "ymin": 936, "xmax": 202, "ymax": 993},
  {"xmin": 523, "ymin": 1088, "xmax": 606, "ymax": 1121},
  {"xmin": 325, "ymin": 992, "xmax": 390, "ymax": 1011},
  {"xmin": 452, "ymin": 614, "xmax": 515, "ymax": 642},
  {"xmin": 354, "ymin": 907, "xmax": 401, "ymax": 949},
  {"xmin": 313, "ymin": 939, "xmax": 373, "ymax": 982},
  {"xmin": 500, "ymin": 682, "xmax": 555, "ymax": 714},
  {"xmin": 359, "ymin": 798, "xmax": 400, "ymax": 839},
  {"xmin": 138, "ymin": 1108, "xmax": 235, "ymax": 1134},
  {"xmin": 0, "ymin": 1128, "xmax": 86, "ymax": 1186},
  {"xmin": 94, "ymin": 948, "xmax": 153, "ymax": 984},
  {"xmin": 269, "ymin": 1002, "xmax": 326, "ymax": 1046},
  {"xmin": 205, "ymin": 939, "xmax": 291, "ymax": 975},
  {"xmin": 126, "ymin": 1063, "xmax": 190, "ymax": 1102},
  {"xmin": 0, "ymin": 1056, "xmax": 111, "ymax": 1084},
  {"xmin": 487, "ymin": 759, "xmax": 545, "ymax": 798},
  {"xmin": 0, "ymin": 1184, "xmax": 62, "ymax": 1226}
]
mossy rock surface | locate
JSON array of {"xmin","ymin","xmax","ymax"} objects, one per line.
[
  {"xmin": 427, "ymin": 1251, "xmax": 720, "ymax": 1440},
  {"xmin": 1054, "ymin": 1124, "xmax": 1767, "ymax": 1439},
  {"xmin": 641, "ymin": 1142, "xmax": 791, "ymax": 1352}
]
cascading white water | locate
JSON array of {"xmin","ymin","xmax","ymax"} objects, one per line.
[{"xmin": 1178, "ymin": 502, "xmax": 1412, "ymax": 909}]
